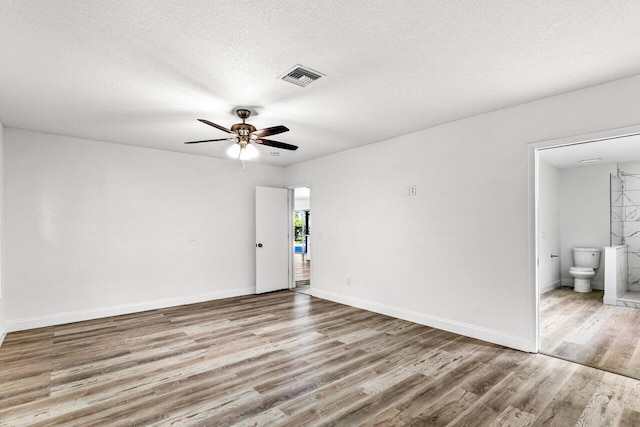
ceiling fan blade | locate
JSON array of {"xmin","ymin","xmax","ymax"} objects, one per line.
[
  {"xmin": 198, "ymin": 119, "xmax": 236, "ymax": 134},
  {"xmin": 256, "ymin": 139, "xmax": 298, "ymax": 151},
  {"xmin": 250, "ymin": 125, "xmax": 289, "ymax": 138},
  {"xmin": 184, "ymin": 138, "xmax": 235, "ymax": 144}
]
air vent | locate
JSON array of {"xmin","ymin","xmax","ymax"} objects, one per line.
[{"xmin": 280, "ymin": 64, "xmax": 324, "ymax": 87}]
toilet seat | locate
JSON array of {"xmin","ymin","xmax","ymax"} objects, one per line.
[{"xmin": 569, "ymin": 267, "xmax": 594, "ymax": 274}]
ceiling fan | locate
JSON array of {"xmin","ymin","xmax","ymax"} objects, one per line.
[{"xmin": 184, "ymin": 108, "xmax": 298, "ymax": 161}]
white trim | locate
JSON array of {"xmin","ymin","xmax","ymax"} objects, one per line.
[
  {"xmin": 5, "ymin": 287, "xmax": 254, "ymax": 333},
  {"xmin": 591, "ymin": 280, "xmax": 604, "ymax": 290},
  {"xmin": 288, "ymin": 182, "xmax": 312, "ymax": 292},
  {"xmin": 561, "ymin": 278, "xmax": 574, "ymax": 287},
  {"xmin": 0, "ymin": 323, "xmax": 6, "ymax": 347},
  {"xmin": 604, "ymin": 296, "xmax": 618, "ymax": 306},
  {"xmin": 311, "ymin": 288, "xmax": 531, "ymax": 353},
  {"xmin": 529, "ymin": 124, "xmax": 640, "ymax": 150},
  {"xmin": 528, "ymin": 143, "xmax": 539, "ymax": 353},
  {"xmin": 540, "ymin": 279, "xmax": 561, "ymax": 295}
]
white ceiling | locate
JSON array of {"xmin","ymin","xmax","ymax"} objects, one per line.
[
  {"xmin": 539, "ymin": 133, "xmax": 640, "ymax": 170},
  {"xmin": 2, "ymin": 1, "xmax": 640, "ymax": 167}
]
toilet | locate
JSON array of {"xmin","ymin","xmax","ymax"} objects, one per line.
[{"xmin": 569, "ymin": 247, "xmax": 601, "ymax": 293}]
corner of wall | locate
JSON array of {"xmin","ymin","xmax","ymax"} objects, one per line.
[
  {"xmin": 311, "ymin": 289, "xmax": 533, "ymax": 353},
  {"xmin": 5, "ymin": 286, "xmax": 254, "ymax": 333},
  {"xmin": 0, "ymin": 121, "xmax": 5, "ymax": 347},
  {"xmin": 0, "ymin": 316, "xmax": 6, "ymax": 347}
]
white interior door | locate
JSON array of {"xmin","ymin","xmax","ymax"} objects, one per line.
[{"xmin": 256, "ymin": 186, "xmax": 289, "ymax": 293}]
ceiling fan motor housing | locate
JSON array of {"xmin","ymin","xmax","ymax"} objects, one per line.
[
  {"xmin": 232, "ymin": 109, "xmax": 256, "ymax": 142},
  {"xmin": 235, "ymin": 108, "xmax": 252, "ymax": 120},
  {"xmin": 231, "ymin": 123, "xmax": 256, "ymax": 135}
]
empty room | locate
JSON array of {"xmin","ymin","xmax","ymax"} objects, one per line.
[{"xmin": 3, "ymin": 1, "xmax": 640, "ymax": 425}]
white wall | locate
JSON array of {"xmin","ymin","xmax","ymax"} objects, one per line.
[
  {"xmin": 4, "ymin": 129, "xmax": 285, "ymax": 330},
  {"xmin": 617, "ymin": 161, "xmax": 640, "ymax": 290},
  {"xmin": 559, "ymin": 163, "xmax": 616, "ymax": 288},
  {"xmin": 286, "ymin": 73, "xmax": 640, "ymax": 352},
  {"xmin": 538, "ymin": 161, "xmax": 561, "ymax": 293},
  {"xmin": 0, "ymin": 122, "xmax": 5, "ymax": 345},
  {"xmin": 618, "ymin": 160, "xmax": 640, "ymax": 174}
]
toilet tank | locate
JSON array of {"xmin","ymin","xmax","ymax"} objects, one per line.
[{"xmin": 573, "ymin": 247, "xmax": 601, "ymax": 268}]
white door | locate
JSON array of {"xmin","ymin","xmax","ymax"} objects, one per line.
[{"xmin": 256, "ymin": 186, "xmax": 289, "ymax": 293}]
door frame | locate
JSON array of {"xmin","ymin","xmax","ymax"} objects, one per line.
[
  {"xmin": 529, "ymin": 123, "xmax": 640, "ymax": 353},
  {"xmin": 288, "ymin": 183, "xmax": 312, "ymax": 291}
]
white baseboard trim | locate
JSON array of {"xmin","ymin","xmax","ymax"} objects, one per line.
[
  {"xmin": 540, "ymin": 279, "xmax": 561, "ymax": 294},
  {"xmin": 561, "ymin": 278, "xmax": 573, "ymax": 287},
  {"xmin": 311, "ymin": 289, "xmax": 531, "ymax": 353},
  {"xmin": 591, "ymin": 280, "xmax": 604, "ymax": 290},
  {"xmin": 0, "ymin": 322, "xmax": 6, "ymax": 348},
  {"xmin": 603, "ymin": 296, "xmax": 618, "ymax": 306},
  {"xmin": 5, "ymin": 287, "xmax": 255, "ymax": 333}
]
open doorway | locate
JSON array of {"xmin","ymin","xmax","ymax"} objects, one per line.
[
  {"xmin": 292, "ymin": 187, "xmax": 311, "ymax": 295},
  {"xmin": 536, "ymin": 132, "xmax": 640, "ymax": 379}
]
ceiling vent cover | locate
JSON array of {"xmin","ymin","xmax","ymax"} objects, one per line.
[{"xmin": 280, "ymin": 65, "xmax": 324, "ymax": 87}]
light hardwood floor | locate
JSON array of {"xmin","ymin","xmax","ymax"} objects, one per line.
[
  {"xmin": 541, "ymin": 286, "xmax": 640, "ymax": 380},
  {"xmin": 294, "ymin": 252, "xmax": 311, "ymax": 295},
  {"xmin": 294, "ymin": 252, "xmax": 310, "ymax": 282},
  {"xmin": 2, "ymin": 291, "xmax": 640, "ymax": 426}
]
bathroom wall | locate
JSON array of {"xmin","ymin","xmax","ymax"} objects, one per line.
[
  {"xmin": 559, "ymin": 163, "xmax": 617, "ymax": 288},
  {"xmin": 538, "ymin": 160, "xmax": 561, "ymax": 293},
  {"xmin": 611, "ymin": 174, "xmax": 624, "ymax": 246},
  {"xmin": 616, "ymin": 160, "xmax": 640, "ymax": 289}
]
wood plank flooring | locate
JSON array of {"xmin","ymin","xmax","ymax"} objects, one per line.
[
  {"xmin": 541, "ymin": 287, "xmax": 640, "ymax": 380},
  {"xmin": 294, "ymin": 252, "xmax": 310, "ymax": 282},
  {"xmin": 2, "ymin": 291, "xmax": 640, "ymax": 426}
]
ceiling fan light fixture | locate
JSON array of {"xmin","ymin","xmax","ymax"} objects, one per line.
[
  {"xmin": 242, "ymin": 143, "xmax": 259, "ymax": 160},
  {"xmin": 227, "ymin": 142, "xmax": 259, "ymax": 161},
  {"xmin": 227, "ymin": 143, "xmax": 241, "ymax": 158}
]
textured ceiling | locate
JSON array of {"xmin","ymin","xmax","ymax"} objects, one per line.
[{"xmin": 2, "ymin": 1, "xmax": 640, "ymax": 166}]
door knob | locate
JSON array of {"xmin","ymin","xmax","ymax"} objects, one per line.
[{"xmin": 257, "ymin": 243, "xmax": 263, "ymax": 248}]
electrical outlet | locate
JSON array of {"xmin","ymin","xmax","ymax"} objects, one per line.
[
  {"xmin": 409, "ymin": 185, "xmax": 417, "ymax": 196},
  {"xmin": 346, "ymin": 277, "xmax": 351, "ymax": 286}
]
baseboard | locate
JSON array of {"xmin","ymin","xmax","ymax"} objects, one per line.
[
  {"xmin": 310, "ymin": 289, "xmax": 531, "ymax": 353},
  {"xmin": 603, "ymin": 296, "xmax": 618, "ymax": 306},
  {"xmin": 5, "ymin": 287, "xmax": 255, "ymax": 333},
  {"xmin": 591, "ymin": 280, "xmax": 604, "ymax": 290},
  {"xmin": 540, "ymin": 279, "xmax": 561, "ymax": 294},
  {"xmin": 0, "ymin": 322, "xmax": 6, "ymax": 348}
]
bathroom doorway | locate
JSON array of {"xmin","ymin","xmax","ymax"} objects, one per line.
[
  {"xmin": 292, "ymin": 186, "xmax": 311, "ymax": 295},
  {"xmin": 536, "ymin": 131, "xmax": 640, "ymax": 380}
]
